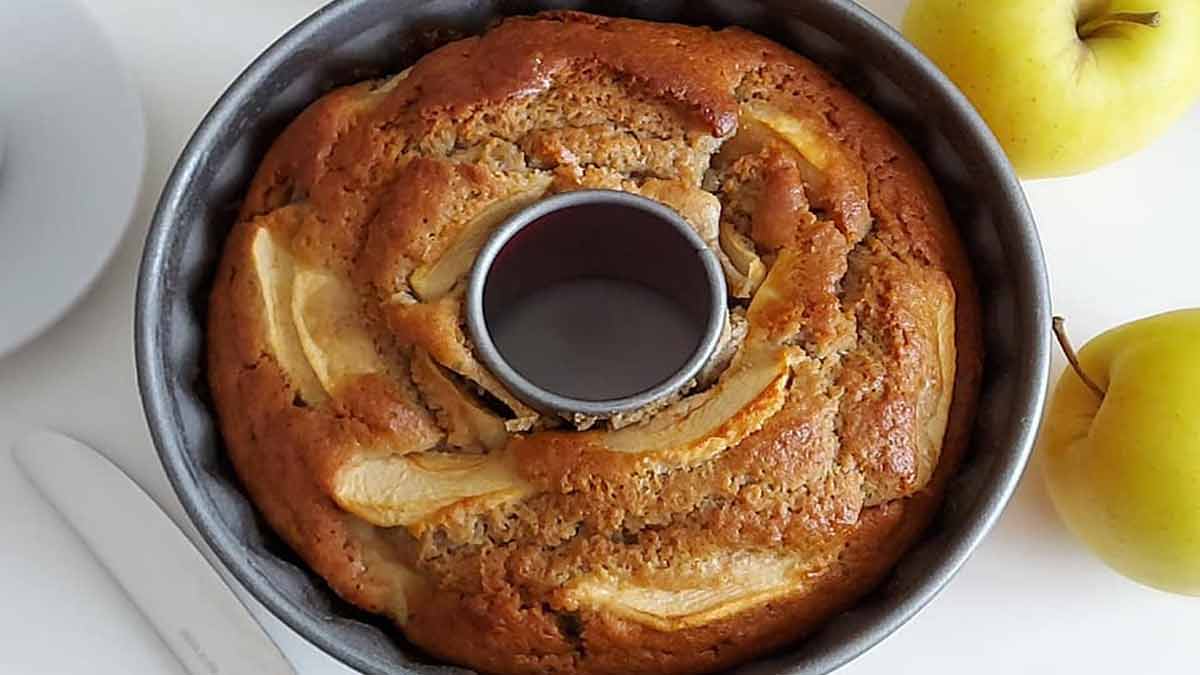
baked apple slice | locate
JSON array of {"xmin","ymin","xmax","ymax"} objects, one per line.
[
  {"xmin": 600, "ymin": 345, "xmax": 791, "ymax": 466},
  {"xmin": 741, "ymin": 101, "xmax": 840, "ymax": 176},
  {"xmin": 249, "ymin": 227, "xmax": 326, "ymax": 404},
  {"xmin": 333, "ymin": 451, "xmax": 531, "ymax": 528},
  {"xmin": 387, "ymin": 293, "xmax": 540, "ymax": 431},
  {"xmin": 291, "ymin": 266, "xmax": 385, "ymax": 396},
  {"xmin": 410, "ymin": 348, "xmax": 509, "ymax": 452},
  {"xmin": 409, "ymin": 180, "xmax": 551, "ymax": 301},
  {"xmin": 718, "ymin": 220, "xmax": 766, "ymax": 296},
  {"xmin": 566, "ymin": 549, "xmax": 816, "ymax": 631},
  {"xmin": 719, "ymin": 102, "xmax": 870, "ymax": 237}
]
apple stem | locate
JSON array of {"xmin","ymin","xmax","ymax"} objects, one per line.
[
  {"xmin": 1077, "ymin": 11, "xmax": 1161, "ymax": 39},
  {"xmin": 1052, "ymin": 317, "xmax": 1106, "ymax": 399}
]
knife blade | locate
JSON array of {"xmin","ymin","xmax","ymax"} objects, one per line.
[{"xmin": 12, "ymin": 429, "xmax": 297, "ymax": 675}]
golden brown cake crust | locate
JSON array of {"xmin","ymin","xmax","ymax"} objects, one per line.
[{"xmin": 207, "ymin": 12, "xmax": 982, "ymax": 675}]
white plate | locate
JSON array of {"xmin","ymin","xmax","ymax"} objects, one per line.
[{"xmin": 0, "ymin": 0, "xmax": 145, "ymax": 359}]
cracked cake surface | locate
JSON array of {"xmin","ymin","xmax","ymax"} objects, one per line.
[{"xmin": 207, "ymin": 11, "xmax": 983, "ymax": 675}]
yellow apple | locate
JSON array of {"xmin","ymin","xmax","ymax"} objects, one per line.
[
  {"xmin": 1040, "ymin": 311, "xmax": 1200, "ymax": 595},
  {"xmin": 903, "ymin": 1, "xmax": 1200, "ymax": 178}
]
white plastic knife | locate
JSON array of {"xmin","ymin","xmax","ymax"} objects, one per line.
[{"xmin": 12, "ymin": 429, "xmax": 297, "ymax": 675}]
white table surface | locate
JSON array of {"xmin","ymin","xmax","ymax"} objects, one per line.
[{"xmin": 1, "ymin": 0, "xmax": 1197, "ymax": 673}]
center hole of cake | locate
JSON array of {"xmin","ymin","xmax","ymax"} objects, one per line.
[
  {"xmin": 479, "ymin": 198, "xmax": 718, "ymax": 404},
  {"xmin": 489, "ymin": 277, "xmax": 701, "ymax": 401}
]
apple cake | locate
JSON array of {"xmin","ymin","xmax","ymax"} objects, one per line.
[{"xmin": 207, "ymin": 11, "xmax": 982, "ymax": 674}]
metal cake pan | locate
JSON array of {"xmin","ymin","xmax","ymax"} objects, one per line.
[{"xmin": 135, "ymin": 1, "xmax": 1051, "ymax": 673}]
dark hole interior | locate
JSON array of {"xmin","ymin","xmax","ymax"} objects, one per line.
[{"xmin": 482, "ymin": 201, "xmax": 713, "ymax": 402}]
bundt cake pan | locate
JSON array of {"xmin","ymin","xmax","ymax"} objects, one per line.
[{"xmin": 135, "ymin": 1, "xmax": 1051, "ymax": 673}]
